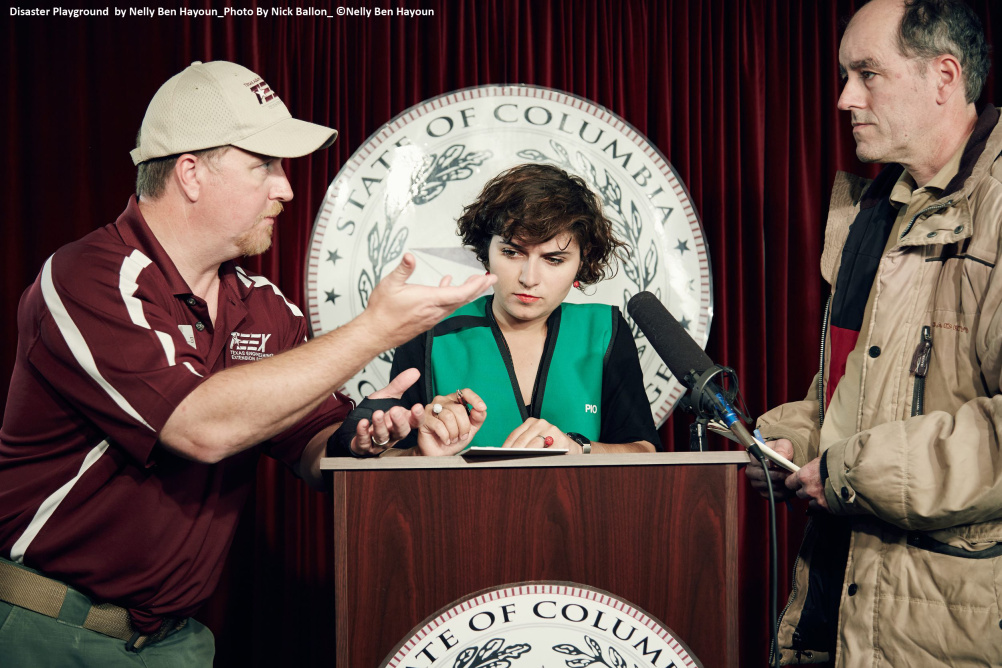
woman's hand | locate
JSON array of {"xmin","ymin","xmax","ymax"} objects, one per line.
[
  {"xmin": 500, "ymin": 418, "xmax": 582, "ymax": 453},
  {"xmin": 415, "ymin": 388, "xmax": 488, "ymax": 456}
]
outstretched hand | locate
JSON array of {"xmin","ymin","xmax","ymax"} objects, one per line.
[{"xmin": 361, "ymin": 253, "xmax": 496, "ymax": 352}]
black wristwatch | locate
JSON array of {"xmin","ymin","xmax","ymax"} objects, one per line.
[{"xmin": 566, "ymin": 432, "xmax": 592, "ymax": 454}]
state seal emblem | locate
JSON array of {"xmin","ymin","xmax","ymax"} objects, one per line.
[
  {"xmin": 380, "ymin": 582, "xmax": 701, "ymax": 668},
  {"xmin": 306, "ymin": 85, "xmax": 711, "ymax": 424}
]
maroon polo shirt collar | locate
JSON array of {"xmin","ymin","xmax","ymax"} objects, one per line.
[{"xmin": 112, "ymin": 195, "xmax": 251, "ymax": 329}]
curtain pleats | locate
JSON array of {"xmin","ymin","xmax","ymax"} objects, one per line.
[{"xmin": 4, "ymin": 1, "xmax": 1002, "ymax": 665}]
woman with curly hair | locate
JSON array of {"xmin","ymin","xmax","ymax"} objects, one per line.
[{"xmin": 390, "ymin": 163, "xmax": 660, "ymax": 455}]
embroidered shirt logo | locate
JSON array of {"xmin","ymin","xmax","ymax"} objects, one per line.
[
  {"xmin": 932, "ymin": 320, "xmax": 970, "ymax": 333},
  {"xmin": 229, "ymin": 332, "xmax": 273, "ymax": 361}
]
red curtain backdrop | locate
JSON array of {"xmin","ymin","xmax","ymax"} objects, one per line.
[{"xmin": 4, "ymin": 1, "xmax": 1002, "ymax": 665}]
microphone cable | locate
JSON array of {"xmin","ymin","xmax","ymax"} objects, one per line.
[
  {"xmin": 752, "ymin": 429, "xmax": 781, "ymax": 668},
  {"xmin": 713, "ymin": 423, "xmax": 783, "ymax": 667},
  {"xmin": 627, "ymin": 291, "xmax": 785, "ymax": 666}
]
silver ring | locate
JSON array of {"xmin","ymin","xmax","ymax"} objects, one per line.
[
  {"xmin": 372, "ymin": 436, "xmax": 390, "ymax": 448},
  {"xmin": 432, "ymin": 403, "xmax": 443, "ymax": 416}
]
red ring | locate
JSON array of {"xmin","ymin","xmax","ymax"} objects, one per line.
[{"xmin": 543, "ymin": 436, "xmax": 554, "ymax": 447}]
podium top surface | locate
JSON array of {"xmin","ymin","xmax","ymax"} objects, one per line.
[{"xmin": 320, "ymin": 450, "xmax": 751, "ymax": 471}]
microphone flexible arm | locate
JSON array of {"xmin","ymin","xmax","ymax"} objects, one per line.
[{"xmin": 684, "ymin": 364, "xmax": 764, "ymax": 459}]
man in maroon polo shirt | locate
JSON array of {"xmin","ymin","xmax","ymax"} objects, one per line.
[{"xmin": 0, "ymin": 61, "xmax": 494, "ymax": 666}]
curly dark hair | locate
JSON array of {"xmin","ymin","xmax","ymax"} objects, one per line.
[{"xmin": 457, "ymin": 163, "xmax": 626, "ymax": 286}]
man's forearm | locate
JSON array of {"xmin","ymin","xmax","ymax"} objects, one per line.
[
  {"xmin": 159, "ymin": 256, "xmax": 495, "ymax": 464},
  {"xmin": 160, "ymin": 314, "xmax": 386, "ymax": 463}
]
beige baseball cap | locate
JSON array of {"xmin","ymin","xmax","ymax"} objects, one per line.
[{"xmin": 130, "ymin": 60, "xmax": 337, "ymax": 165}]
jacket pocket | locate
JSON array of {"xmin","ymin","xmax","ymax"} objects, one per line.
[
  {"xmin": 875, "ymin": 533, "xmax": 1002, "ymax": 666},
  {"xmin": 907, "ymin": 531, "xmax": 1002, "ymax": 558}
]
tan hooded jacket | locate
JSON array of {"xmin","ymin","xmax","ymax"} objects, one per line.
[{"xmin": 758, "ymin": 106, "xmax": 1002, "ymax": 667}]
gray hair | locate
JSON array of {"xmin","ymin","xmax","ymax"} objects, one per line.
[{"xmin": 897, "ymin": 0, "xmax": 990, "ymax": 103}]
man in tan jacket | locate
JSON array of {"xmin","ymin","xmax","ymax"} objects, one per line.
[{"xmin": 747, "ymin": 0, "xmax": 1002, "ymax": 665}]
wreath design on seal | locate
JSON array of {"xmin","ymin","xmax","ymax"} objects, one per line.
[
  {"xmin": 452, "ymin": 637, "xmax": 531, "ymax": 667},
  {"xmin": 518, "ymin": 140, "xmax": 661, "ymax": 343},
  {"xmin": 357, "ymin": 143, "xmax": 493, "ymax": 363},
  {"xmin": 554, "ymin": 634, "xmax": 640, "ymax": 668}
]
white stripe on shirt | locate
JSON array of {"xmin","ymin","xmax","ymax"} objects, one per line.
[
  {"xmin": 119, "ymin": 250, "xmax": 181, "ymax": 370},
  {"xmin": 119, "ymin": 250, "xmax": 154, "ymax": 327},
  {"xmin": 235, "ymin": 266, "xmax": 304, "ymax": 317},
  {"xmin": 41, "ymin": 256, "xmax": 153, "ymax": 430},
  {"xmin": 9, "ymin": 440, "xmax": 110, "ymax": 563}
]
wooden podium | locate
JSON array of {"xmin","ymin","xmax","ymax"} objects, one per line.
[{"xmin": 321, "ymin": 451, "xmax": 749, "ymax": 667}]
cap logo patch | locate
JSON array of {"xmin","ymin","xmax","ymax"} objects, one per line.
[{"xmin": 246, "ymin": 77, "xmax": 278, "ymax": 105}]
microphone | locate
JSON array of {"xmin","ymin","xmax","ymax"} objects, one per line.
[
  {"xmin": 627, "ymin": 293, "xmax": 715, "ymax": 384},
  {"xmin": 627, "ymin": 293, "xmax": 796, "ymax": 668},
  {"xmin": 626, "ymin": 292, "xmax": 712, "ymax": 386},
  {"xmin": 627, "ymin": 291, "xmax": 797, "ymax": 471}
]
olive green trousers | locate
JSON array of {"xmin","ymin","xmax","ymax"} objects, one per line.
[{"xmin": 0, "ymin": 596, "xmax": 214, "ymax": 667}]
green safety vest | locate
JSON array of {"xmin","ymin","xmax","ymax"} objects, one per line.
[{"xmin": 425, "ymin": 296, "xmax": 613, "ymax": 448}]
